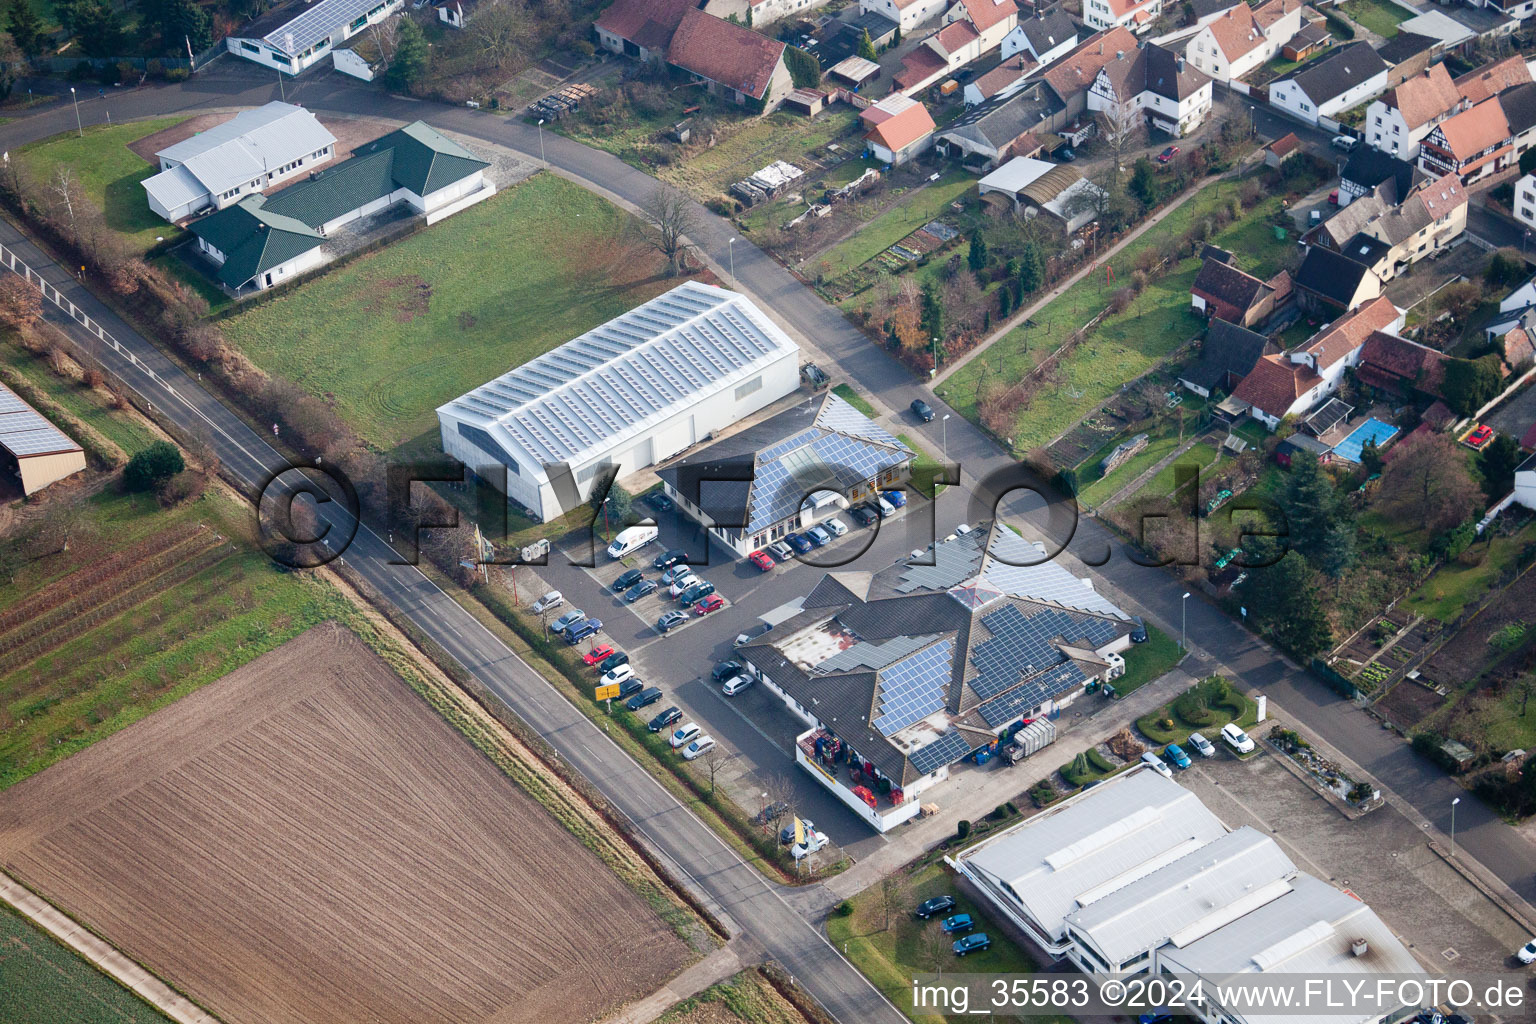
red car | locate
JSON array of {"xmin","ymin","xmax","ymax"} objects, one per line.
[
  {"xmin": 1464, "ymin": 424, "xmax": 1494, "ymax": 449},
  {"xmin": 694, "ymin": 594, "xmax": 725, "ymax": 616},
  {"xmin": 1157, "ymin": 145, "xmax": 1179, "ymax": 164},
  {"xmin": 749, "ymin": 550, "xmax": 775, "ymax": 572},
  {"xmin": 583, "ymin": 643, "xmax": 616, "ymax": 667}
]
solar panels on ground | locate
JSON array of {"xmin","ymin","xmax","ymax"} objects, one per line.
[
  {"xmin": 872, "ymin": 638, "xmax": 954, "ymax": 736},
  {"xmin": 0, "ymin": 383, "xmax": 80, "ymax": 458},
  {"xmin": 908, "ymin": 728, "xmax": 974, "ymax": 774}
]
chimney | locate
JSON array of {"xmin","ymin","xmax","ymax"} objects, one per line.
[
  {"xmin": 1177, "ymin": 56, "xmax": 1185, "ymax": 72},
  {"xmin": 1116, "ymin": 49, "xmax": 1124, "ymax": 59},
  {"xmin": 1351, "ymin": 939, "xmax": 1369, "ymax": 957}
]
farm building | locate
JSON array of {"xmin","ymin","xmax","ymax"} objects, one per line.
[
  {"xmin": 141, "ymin": 102, "xmax": 337, "ymax": 222},
  {"xmin": 977, "ymin": 157, "xmax": 1107, "ymax": 231},
  {"xmin": 188, "ymin": 122, "xmax": 493, "ymax": 292},
  {"xmin": 225, "ymin": 0, "xmax": 404, "ymax": 75},
  {"xmin": 735, "ymin": 521, "xmax": 1133, "ymax": 832},
  {"xmin": 0, "ymin": 381, "xmax": 86, "ymax": 496},
  {"xmin": 439, "ymin": 282, "xmax": 801, "ymax": 523},
  {"xmin": 658, "ymin": 391, "xmax": 912, "ymax": 558}
]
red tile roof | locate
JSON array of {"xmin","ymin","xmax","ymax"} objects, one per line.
[
  {"xmin": 935, "ymin": 19, "xmax": 981, "ymax": 54},
  {"xmin": 1454, "ymin": 55, "xmax": 1532, "ymax": 106},
  {"xmin": 1266, "ymin": 132, "xmax": 1300, "ymax": 157},
  {"xmin": 1251, "ymin": 0, "xmax": 1299, "ymax": 31},
  {"xmin": 1042, "ymin": 26, "xmax": 1139, "ymax": 102},
  {"xmin": 668, "ymin": 8, "xmax": 786, "ymax": 100},
  {"xmin": 1357, "ymin": 330, "xmax": 1447, "ymax": 396},
  {"xmin": 1232, "ymin": 354, "xmax": 1321, "ymax": 418},
  {"xmin": 866, "ymin": 101, "xmax": 938, "ymax": 153},
  {"xmin": 1105, "ymin": 0, "xmax": 1157, "ymax": 18},
  {"xmin": 895, "ymin": 45, "xmax": 949, "ymax": 89},
  {"xmin": 1302, "ymin": 295, "xmax": 1398, "ymax": 371},
  {"xmin": 955, "ymin": 0, "xmax": 1020, "ymax": 32},
  {"xmin": 1523, "ymin": 421, "xmax": 1536, "ymax": 450},
  {"xmin": 596, "ymin": 0, "xmax": 697, "ymax": 51},
  {"xmin": 1434, "ymin": 96, "xmax": 1511, "ymax": 159},
  {"xmin": 1207, "ymin": 6, "xmax": 1269, "ymax": 62},
  {"xmin": 1504, "ymin": 325, "xmax": 1534, "ymax": 371},
  {"xmin": 971, "ymin": 56, "xmax": 1035, "ymax": 101},
  {"xmin": 1384, "ymin": 64, "xmax": 1461, "ymax": 132}
]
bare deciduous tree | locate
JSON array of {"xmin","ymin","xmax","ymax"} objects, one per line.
[
  {"xmin": 0, "ymin": 275, "xmax": 42, "ymax": 332},
  {"xmin": 1375, "ymin": 431, "xmax": 1475, "ymax": 533},
  {"xmin": 918, "ymin": 924, "xmax": 952, "ymax": 977},
  {"xmin": 51, "ymin": 167, "xmax": 77, "ymax": 226},
  {"xmin": 879, "ymin": 875, "xmax": 904, "ymax": 931},
  {"xmin": 369, "ymin": 16, "xmax": 399, "ymax": 72},
  {"xmin": 699, "ymin": 743, "xmax": 735, "ymax": 797},
  {"xmin": 640, "ymin": 185, "xmax": 700, "ymax": 277},
  {"xmin": 1097, "ymin": 95, "xmax": 1143, "ymax": 182}
]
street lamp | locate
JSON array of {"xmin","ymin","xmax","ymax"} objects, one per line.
[
  {"xmin": 1450, "ymin": 796, "xmax": 1461, "ymax": 856},
  {"xmin": 1181, "ymin": 592, "xmax": 1191, "ymax": 652},
  {"xmin": 728, "ymin": 236, "xmax": 736, "ymax": 287},
  {"xmin": 931, "ymin": 336, "xmax": 939, "ymax": 376},
  {"xmin": 941, "ymin": 413, "xmax": 950, "ymax": 460},
  {"xmin": 70, "ymin": 87, "xmax": 82, "ymax": 138},
  {"xmin": 537, "ymin": 118, "xmax": 547, "ymax": 168}
]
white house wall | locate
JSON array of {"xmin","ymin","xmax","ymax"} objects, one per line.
[
  {"xmin": 861, "ymin": 0, "xmax": 948, "ymax": 33},
  {"xmin": 1319, "ymin": 70, "xmax": 1387, "ymax": 117}
]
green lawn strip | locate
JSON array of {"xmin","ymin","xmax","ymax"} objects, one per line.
[
  {"xmin": 1400, "ymin": 523, "xmax": 1536, "ymax": 623},
  {"xmin": 1139, "ymin": 442, "xmax": 1221, "ymax": 499},
  {"xmin": 16, "ymin": 119, "xmax": 188, "ymax": 253},
  {"xmin": 897, "ymin": 432, "xmax": 949, "ymax": 497},
  {"xmin": 1060, "ymin": 745, "xmax": 1131, "ymax": 786},
  {"xmin": 1136, "ymin": 677, "xmax": 1257, "ymax": 747},
  {"xmin": 826, "ymin": 861, "xmax": 1068, "ymax": 1024},
  {"xmin": 0, "ymin": 903, "xmax": 172, "ymax": 1024},
  {"xmin": 0, "ymin": 340, "xmax": 154, "ymax": 459},
  {"xmin": 942, "ymin": 183, "xmax": 1292, "ymax": 454},
  {"xmin": 655, "ymin": 970, "xmax": 806, "ymax": 1024},
  {"xmin": 1078, "ymin": 437, "xmax": 1182, "ymax": 507},
  {"xmin": 220, "ymin": 175, "xmax": 676, "ymax": 448},
  {"xmin": 150, "ymin": 251, "xmax": 231, "ymax": 314},
  {"xmin": 1338, "ymin": 0, "xmax": 1407, "ymax": 36},
  {"xmin": 832, "ymin": 382, "xmax": 877, "ymax": 416},
  {"xmin": 1113, "ymin": 624, "xmax": 1182, "ymax": 696},
  {"xmin": 811, "ymin": 171, "xmax": 975, "ymax": 279}
]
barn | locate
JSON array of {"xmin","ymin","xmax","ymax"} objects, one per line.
[
  {"xmin": 437, "ymin": 282, "xmax": 801, "ymax": 522},
  {"xmin": 0, "ymin": 381, "xmax": 86, "ymax": 496}
]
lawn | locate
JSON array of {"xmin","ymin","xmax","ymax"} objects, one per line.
[
  {"xmin": 1338, "ymin": 0, "xmax": 1407, "ymax": 37},
  {"xmin": 943, "ymin": 181, "xmax": 1293, "ymax": 455},
  {"xmin": 810, "ymin": 170, "xmax": 976, "ymax": 279},
  {"xmin": 220, "ymin": 174, "xmax": 677, "ymax": 448},
  {"xmin": 825, "ymin": 861, "xmax": 1067, "ymax": 1024},
  {"xmin": 898, "ymin": 432, "xmax": 949, "ymax": 496},
  {"xmin": 1078, "ymin": 437, "xmax": 1182, "ymax": 507},
  {"xmin": 1138, "ymin": 442, "xmax": 1221, "ymax": 499},
  {"xmin": 1114, "ymin": 623, "xmax": 1182, "ymax": 696},
  {"xmin": 1, "ymin": 339, "xmax": 154, "ymax": 459},
  {"xmin": 15, "ymin": 118, "xmax": 187, "ymax": 253},
  {"xmin": 1401, "ymin": 522, "xmax": 1536, "ymax": 623},
  {"xmin": 0, "ymin": 904, "xmax": 170, "ymax": 1024},
  {"xmin": 833, "ymin": 382, "xmax": 877, "ymax": 416},
  {"xmin": 1136, "ymin": 677, "xmax": 1258, "ymax": 747}
]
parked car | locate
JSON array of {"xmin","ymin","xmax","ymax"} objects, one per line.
[
  {"xmin": 613, "ymin": 568, "xmax": 645, "ymax": 592},
  {"xmin": 681, "ymin": 735, "xmax": 717, "ymax": 760},
  {"xmin": 882, "ymin": 489, "xmax": 907, "ymax": 509},
  {"xmin": 749, "ymin": 550, "xmax": 775, "ymax": 571},
  {"xmin": 823, "ymin": 517, "xmax": 848, "ymax": 538},
  {"xmin": 695, "ymin": 594, "xmax": 726, "ymax": 616},
  {"xmin": 531, "ymin": 590, "xmax": 564, "ymax": 614},
  {"xmin": 1330, "ymin": 134, "xmax": 1358, "ymax": 151},
  {"xmin": 805, "ymin": 525, "xmax": 831, "ymax": 547},
  {"xmin": 1053, "ymin": 146, "xmax": 1076, "ymax": 162},
  {"xmin": 953, "ymin": 933, "xmax": 992, "ymax": 956},
  {"xmin": 600, "ymin": 663, "xmax": 635, "ymax": 687},
  {"xmin": 649, "ymin": 706, "xmax": 683, "ymax": 732},
  {"xmin": 1141, "ymin": 750, "xmax": 1174, "ymax": 779},
  {"xmin": 914, "ymin": 895, "xmax": 956, "ymax": 919},
  {"xmin": 1138, "ymin": 1013, "xmax": 1174, "ymax": 1024},
  {"xmin": 734, "ymin": 623, "xmax": 774, "ymax": 647},
  {"xmin": 670, "ymin": 722, "xmax": 701, "ymax": 748},
  {"xmin": 678, "ymin": 581, "xmax": 716, "ymax": 606},
  {"xmin": 648, "ymin": 492, "xmax": 675, "ymax": 513},
  {"xmin": 583, "ymin": 643, "xmax": 616, "ymax": 666},
  {"xmin": 1328, "ymin": 188, "xmax": 1340, "ymax": 205},
  {"xmin": 1164, "ymin": 743, "xmax": 1192, "ymax": 770},
  {"xmin": 615, "ymin": 677, "xmax": 644, "ymax": 701},
  {"xmin": 548, "ymin": 609, "xmax": 587, "ymax": 634},
  {"xmin": 597, "ymin": 651, "xmax": 629, "ymax": 675},
  {"xmin": 660, "ymin": 564, "xmax": 694, "ymax": 587},
  {"xmin": 565, "ymin": 618, "xmax": 603, "ymax": 644},
  {"xmin": 657, "ymin": 609, "xmax": 689, "ymax": 633},
  {"xmin": 911, "ymin": 398, "xmax": 935, "ymax": 422},
  {"xmin": 754, "ymin": 800, "xmax": 790, "ymax": 826},
  {"xmin": 849, "ymin": 503, "xmax": 880, "ymax": 527},
  {"xmin": 1222, "ymin": 722, "xmax": 1255, "ymax": 753},
  {"xmin": 653, "ymin": 548, "xmax": 690, "ymax": 571},
  {"xmin": 1188, "ymin": 732, "xmax": 1216, "ymax": 758},
  {"xmin": 669, "ymin": 572, "xmax": 702, "ymax": 598},
  {"xmin": 624, "ymin": 579, "xmax": 658, "ymax": 602},
  {"xmin": 1157, "ymin": 145, "xmax": 1179, "ymax": 163},
  {"xmin": 721, "ymin": 674, "xmax": 752, "ymax": 695},
  {"xmin": 767, "ymin": 540, "xmax": 795, "ymax": 561},
  {"xmin": 780, "ymin": 818, "xmax": 815, "ymax": 845},
  {"xmin": 1517, "ymin": 939, "xmax": 1536, "ymax": 964},
  {"xmin": 791, "ymin": 830, "xmax": 829, "ymax": 859},
  {"xmin": 625, "ymin": 686, "xmax": 663, "ymax": 711},
  {"xmin": 1465, "ymin": 424, "xmax": 1495, "ymax": 449},
  {"xmin": 1130, "ymin": 617, "xmax": 1148, "ymax": 643},
  {"xmin": 785, "ymin": 533, "xmax": 813, "ymax": 554},
  {"xmin": 877, "ymin": 496, "xmax": 897, "ymax": 518},
  {"xmin": 712, "ymin": 660, "xmax": 742, "ymax": 681},
  {"xmin": 941, "ymin": 913, "xmax": 975, "ymax": 934}
]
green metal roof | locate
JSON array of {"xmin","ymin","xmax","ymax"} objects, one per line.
[
  {"xmin": 351, "ymin": 121, "xmax": 491, "ymax": 197},
  {"xmin": 263, "ymin": 148, "xmax": 397, "ymax": 227},
  {"xmin": 188, "ymin": 197, "xmax": 323, "ymax": 289}
]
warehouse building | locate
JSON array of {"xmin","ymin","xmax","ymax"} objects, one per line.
[
  {"xmin": 438, "ymin": 282, "xmax": 801, "ymax": 522},
  {"xmin": 0, "ymin": 381, "xmax": 86, "ymax": 496}
]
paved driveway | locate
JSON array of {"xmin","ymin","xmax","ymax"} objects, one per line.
[{"xmin": 1486, "ymin": 378, "xmax": 1536, "ymax": 442}]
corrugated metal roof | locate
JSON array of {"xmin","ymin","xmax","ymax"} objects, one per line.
[
  {"xmin": 141, "ymin": 163, "xmax": 208, "ymax": 213},
  {"xmin": 440, "ymin": 283, "xmax": 799, "ymax": 476},
  {"xmin": 155, "ymin": 102, "xmax": 336, "ymax": 199}
]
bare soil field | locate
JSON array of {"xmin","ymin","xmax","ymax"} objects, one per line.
[{"xmin": 0, "ymin": 625, "xmax": 690, "ymax": 1024}]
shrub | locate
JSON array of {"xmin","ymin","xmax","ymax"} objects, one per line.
[
  {"xmin": 124, "ymin": 441, "xmax": 184, "ymax": 492},
  {"xmin": 834, "ymin": 900, "xmax": 854, "ymax": 917},
  {"xmin": 956, "ymin": 819, "xmax": 971, "ymax": 839}
]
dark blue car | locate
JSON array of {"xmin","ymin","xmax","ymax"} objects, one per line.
[
  {"xmin": 785, "ymin": 533, "xmax": 813, "ymax": 554},
  {"xmin": 941, "ymin": 913, "xmax": 974, "ymax": 934}
]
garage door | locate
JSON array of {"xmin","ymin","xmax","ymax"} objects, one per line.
[{"xmin": 651, "ymin": 416, "xmax": 695, "ymax": 463}]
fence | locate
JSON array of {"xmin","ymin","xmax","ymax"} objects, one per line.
[{"xmin": 32, "ymin": 39, "xmax": 224, "ymax": 76}]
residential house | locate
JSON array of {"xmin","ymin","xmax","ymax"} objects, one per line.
[
  {"xmin": 896, "ymin": 19, "xmax": 989, "ymax": 92},
  {"xmin": 978, "ymin": 156, "xmax": 1108, "ymax": 230},
  {"xmin": 1182, "ymin": 0, "xmax": 1302, "ymax": 83},
  {"xmin": 733, "ymin": 0, "xmax": 836, "ymax": 24},
  {"xmin": 1083, "ymin": 0, "xmax": 1161, "ymax": 35},
  {"xmin": 1268, "ymin": 41, "xmax": 1388, "ymax": 125},
  {"xmin": 1356, "ymin": 330, "xmax": 1450, "ymax": 401},
  {"xmin": 1187, "ymin": 0, "xmax": 1240, "ymax": 29},
  {"xmin": 1000, "ymin": 6, "xmax": 1078, "ymax": 66},
  {"xmin": 1280, "ymin": 19, "xmax": 1330, "ymax": 62},
  {"xmin": 1087, "ymin": 41, "xmax": 1213, "ymax": 137},
  {"xmin": 861, "ymin": 94, "xmax": 939, "ymax": 163},
  {"xmin": 595, "ymin": 0, "xmax": 698, "ymax": 60},
  {"xmin": 1487, "ymin": 271, "xmax": 1536, "ymax": 341},
  {"xmin": 1466, "ymin": 0, "xmax": 1536, "ymax": 23},
  {"xmin": 860, "ymin": 0, "xmax": 948, "ymax": 34},
  {"xmin": 965, "ymin": 56, "xmax": 1036, "ymax": 105},
  {"xmin": 667, "ymin": 9, "xmax": 793, "ymax": 110},
  {"xmin": 1453, "ymin": 55, "xmax": 1532, "ymax": 105},
  {"xmin": 1374, "ymin": 30, "xmax": 1435, "ymax": 88},
  {"xmin": 141, "ymin": 102, "xmax": 336, "ymax": 223},
  {"xmin": 937, "ymin": 79, "xmax": 1065, "ymax": 166},
  {"xmin": 225, "ymin": 0, "xmax": 403, "ymax": 75},
  {"xmin": 1177, "ymin": 318, "xmax": 1270, "ymax": 397},
  {"xmin": 1513, "ymin": 174, "xmax": 1536, "ymax": 230},
  {"xmin": 1294, "ymin": 244, "xmax": 1384, "ymax": 313},
  {"xmin": 1515, "ymin": 452, "xmax": 1536, "ymax": 514},
  {"xmin": 943, "ymin": 0, "xmax": 1022, "ymax": 50},
  {"xmin": 1364, "ymin": 64, "xmax": 1464, "ymax": 161},
  {"xmin": 1311, "ymin": 171, "xmax": 1468, "ymax": 281},
  {"xmin": 660, "ymin": 392, "xmax": 913, "ymax": 559},
  {"xmin": 1417, "ymin": 81, "xmax": 1536, "ymax": 184},
  {"xmin": 1190, "ymin": 252, "xmax": 1292, "ymax": 327},
  {"xmin": 1445, "ymin": 4, "xmax": 1518, "ymax": 42},
  {"xmin": 1038, "ymin": 26, "xmax": 1141, "ymax": 120},
  {"xmin": 189, "ymin": 122, "xmax": 492, "ymax": 292},
  {"xmin": 733, "ymin": 523, "xmax": 1133, "ymax": 832},
  {"xmin": 1338, "ymin": 147, "xmax": 1421, "ymax": 206}
]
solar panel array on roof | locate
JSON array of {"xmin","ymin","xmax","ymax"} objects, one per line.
[
  {"xmin": 265, "ymin": 0, "xmax": 386, "ymax": 54},
  {"xmin": 971, "ymin": 604, "xmax": 1118, "ymax": 697},
  {"xmin": 895, "ymin": 531, "xmax": 986, "ymax": 592},
  {"xmin": 0, "ymin": 383, "xmax": 80, "ymax": 459},
  {"xmin": 819, "ymin": 632, "xmax": 939, "ymax": 674},
  {"xmin": 816, "ymin": 397, "xmax": 907, "ymax": 448},
  {"xmin": 908, "ymin": 728, "xmax": 974, "ymax": 774},
  {"xmin": 983, "ymin": 528, "xmax": 1129, "ymax": 619},
  {"xmin": 976, "ymin": 661, "xmax": 1087, "ymax": 728},
  {"xmin": 872, "ymin": 638, "xmax": 954, "ymax": 736}
]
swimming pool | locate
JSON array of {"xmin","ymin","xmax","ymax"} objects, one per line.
[{"xmin": 1332, "ymin": 417, "xmax": 1399, "ymax": 463}]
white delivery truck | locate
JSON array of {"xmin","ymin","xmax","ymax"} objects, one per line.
[{"xmin": 607, "ymin": 522, "xmax": 659, "ymax": 560}]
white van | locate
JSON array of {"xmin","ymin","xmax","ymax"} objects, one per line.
[
  {"xmin": 607, "ymin": 522, "xmax": 659, "ymax": 560},
  {"xmin": 1222, "ymin": 722, "xmax": 1255, "ymax": 754}
]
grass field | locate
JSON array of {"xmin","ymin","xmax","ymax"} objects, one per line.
[
  {"xmin": 1115, "ymin": 623, "xmax": 1182, "ymax": 696},
  {"xmin": 1401, "ymin": 522, "xmax": 1536, "ymax": 622},
  {"xmin": 0, "ymin": 627, "xmax": 692, "ymax": 1024},
  {"xmin": 1139, "ymin": 442, "xmax": 1221, "ymax": 499},
  {"xmin": 1078, "ymin": 437, "xmax": 1181, "ymax": 507},
  {"xmin": 220, "ymin": 174, "xmax": 677, "ymax": 448},
  {"xmin": 1338, "ymin": 0, "xmax": 1407, "ymax": 36},
  {"xmin": 832, "ymin": 382, "xmax": 877, "ymax": 417},
  {"xmin": 811, "ymin": 170, "xmax": 975, "ymax": 279},
  {"xmin": 0, "ymin": 904, "xmax": 169, "ymax": 1024},
  {"xmin": 1, "ymin": 339, "xmax": 154, "ymax": 460},
  {"xmin": 15, "ymin": 119, "xmax": 187, "ymax": 253},
  {"xmin": 657, "ymin": 971, "xmax": 806, "ymax": 1024},
  {"xmin": 943, "ymin": 181, "xmax": 1292, "ymax": 454}
]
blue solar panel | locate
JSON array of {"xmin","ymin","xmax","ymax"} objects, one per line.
[
  {"xmin": 873, "ymin": 639, "xmax": 954, "ymax": 736},
  {"xmin": 976, "ymin": 662, "xmax": 1087, "ymax": 728},
  {"xmin": 759, "ymin": 427, "xmax": 824, "ymax": 464},
  {"xmin": 970, "ymin": 605, "xmax": 1119, "ymax": 704},
  {"xmin": 908, "ymin": 729, "xmax": 974, "ymax": 775}
]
